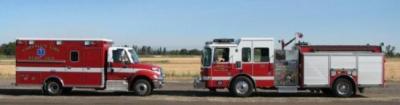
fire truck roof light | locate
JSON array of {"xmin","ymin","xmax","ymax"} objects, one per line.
[{"xmin": 213, "ymin": 38, "xmax": 234, "ymax": 43}]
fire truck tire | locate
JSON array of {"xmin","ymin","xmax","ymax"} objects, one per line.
[
  {"xmin": 332, "ymin": 78, "xmax": 355, "ymax": 97},
  {"xmin": 229, "ymin": 76, "xmax": 254, "ymax": 97},
  {"xmin": 133, "ymin": 79, "xmax": 152, "ymax": 96},
  {"xmin": 43, "ymin": 80, "xmax": 64, "ymax": 95}
]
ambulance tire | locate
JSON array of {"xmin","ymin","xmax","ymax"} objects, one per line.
[
  {"xmin": 43, "ymin": 80, "xmax": 64, "ymax": 95},
  {"xmin": 133, "ymin": 79, "xmax": 152, "ymax": 96},
  {"xmin": 230, "ymin": 76, "xmax": 254, "ymax": 97},
  {"xmin": 332, "ymin": 78, "xmax": 355, "ymax": 97}
]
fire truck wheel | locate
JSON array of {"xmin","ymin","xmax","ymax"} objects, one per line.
[
  {"xmin": 133, "ymin": 79, "xmax": 152, "ymax": 96},
  {"xmin": 230, "ymin": 76, "xmax": 254, "ymax": 97},
  {"xmin": 333, "ymin": 78, "xmax": 355, "ymax": 97},
  {"xmin": 43, "ymin": 80, "xmax": 64, "ymax": 95}
]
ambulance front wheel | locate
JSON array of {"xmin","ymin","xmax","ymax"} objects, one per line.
[
  {"xmin": 133, "ymin": 79, "xmax": 152, "ymax": 96},
  {"xmin": 229, "ymin": 76, "xmax": 254, "ymax": 97},
  {"xmin": 43, "ymin": 79, "xmax": 64, "ymax": 95}
]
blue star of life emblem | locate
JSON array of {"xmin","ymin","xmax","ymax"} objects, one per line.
[{"xmin": 36, "ymin": 47, "xmax": 46, "ymax": 57}]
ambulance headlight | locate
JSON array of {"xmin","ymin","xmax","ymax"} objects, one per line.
[
  {"xmin": 351, "ymin": 71, "xmax": 357, "ymax": 76},
  {"xmin": 152, "ymin": 67, "xmax": 161, "ymax": 73},
  {"xmin": 330, "ymin": 71, "xmax": 336, "ymax": 76}
]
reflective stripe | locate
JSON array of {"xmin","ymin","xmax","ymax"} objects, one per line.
[
  {"xmin": 16, "ymin": 67, "xmax": 147, "ymax": 73},
  {"xmin": 202, "ymin": 76, "xmax": 274, "ymax": 80},
  {"xmin": 252, "ymin": 76, "xmax": 275, "ymax": 80}
]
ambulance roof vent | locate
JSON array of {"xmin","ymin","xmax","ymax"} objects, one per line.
[{"xmin": 213, "ymin": 38, "xmax": 235, "ymax": 43}]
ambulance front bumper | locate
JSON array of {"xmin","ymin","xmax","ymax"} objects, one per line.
[
  {"xmin": 153, "ymin": 79, "xmax": 164, "ymax": 89},
  {"xmin": 193, "ymin": 76, "xmax": 206, "ymax": 89}
]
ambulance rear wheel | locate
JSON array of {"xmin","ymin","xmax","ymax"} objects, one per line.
[
  {"xmin": 133, "ymin": 79, "xmax": 152, "ymax": 96},
  {"xmin": 43, "ymin": 80, "xmax": 63, "ymax": 95},
  {"xmin": 333, "ymin": 78, "xmax": 355, "ymax": 97},
  {"xmin": 230, "ymin": 76, "xmax": 254, "ymax": 97}
]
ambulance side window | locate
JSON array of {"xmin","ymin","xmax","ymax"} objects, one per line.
[
  {"xmin": 214, "ymin": 48, "xmax": 229, "ymax": 63},
  {"xmin": 70, "ymin": 51, "xmax": 79, "ymax": 62},
  {"xmin": 112, "ymin": 49, "xmax": 131, "ymax": 64},
  {"xmin": 242, "ymin": 48, "xmax": 251, "ymax": 62},
  {"xmin": 254, "ymin": 48, "xmax": 270, "ymax": 62},
  {"xmin": 112, "ymin": 49, "xmax": 123, "ymax": 63}
]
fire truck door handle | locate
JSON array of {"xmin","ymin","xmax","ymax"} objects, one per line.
[{"xmin": 66, "ymin": 66, "xmax": 71, "ymax": 70}]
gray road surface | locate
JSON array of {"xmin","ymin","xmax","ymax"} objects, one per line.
[{"xmin": 0, "ymin": 79, "xmax": 398, "ymax": 105}]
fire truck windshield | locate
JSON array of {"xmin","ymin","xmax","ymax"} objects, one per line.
[
  {"xmin": 128, "ymin": 49, "xmax": 140, "ymax": 63},
  {"xmin": 201, "ymin": 48, "xmax": 212, "ymax": 67}
]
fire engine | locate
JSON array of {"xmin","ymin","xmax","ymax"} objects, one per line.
[
  {"xmin": 194, "ymin": 33, "xmax": 384, "ymax": 97},
  {"xmin": 15, "ymin": 38, "xmax": 164, "ymax": 96}
]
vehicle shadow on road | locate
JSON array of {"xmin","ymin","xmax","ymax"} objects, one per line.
[
  {"xmin": 153, "ymin": 90, "xmax": 366, "ymax": 98},
  {"xmin": 0, "ymin": 89, "xmax": 366, "ymax": 98}
]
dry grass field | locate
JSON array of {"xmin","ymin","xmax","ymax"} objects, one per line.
[
  {"xmin": 0, "ymin": 57, "xmax": 399, "ymax": 81},
  {"xmin": 385, "ymin": 58, "xmax": 400, "ymax": 81}
]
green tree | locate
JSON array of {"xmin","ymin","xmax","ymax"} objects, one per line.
[
  {"xmin": 0, "ymin": 42, "xmax": 16, "ymax": 55},
  {"xmin": 385, "ymin": 45, "xmax": 396, "ymax": 57}
]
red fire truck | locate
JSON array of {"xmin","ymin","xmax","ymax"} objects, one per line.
[
  {"xmin": 194, "ymin": 34, "xmax": 384, "ymax": 97},
  {"xmin": 15, "ymin": 38, "xmax": 164, "ymax": 96}
]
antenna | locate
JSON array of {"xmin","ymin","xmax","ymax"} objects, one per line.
[{"xmin": 280, "ymin": 32, "xmax": 304, "ymax": 50}]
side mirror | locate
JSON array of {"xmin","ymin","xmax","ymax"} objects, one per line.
[{"xmin": 235, "ymin": 61, "xmax": 242, "ymax": 68}]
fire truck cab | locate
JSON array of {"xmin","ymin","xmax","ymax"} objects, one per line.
[
  {"xmin": 16, "ymin": 38, "xmax": 164, "ymax": 96},
  {"xmin": 194, "ymin": 36, "xmax": 384, "ymax": 97}
]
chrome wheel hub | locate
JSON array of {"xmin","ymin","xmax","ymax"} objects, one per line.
[
  {"xmin": 337, "ymin": 82, "xmax": 350, "ymax": 95},
  {"xmin": 136, "ymin": 83, "xmax": 148, "ymax": 94},
  {"xmin": 235, "ymin": 81, "xmax": 249, "ymax": 95},
  {"xmin": 47, "ymin": 82, "xmax": 60, "ymax": 94}
]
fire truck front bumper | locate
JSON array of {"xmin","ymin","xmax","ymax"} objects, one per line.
[
  {"xmin": 193, "ymin": 76, "xmax": 206, "ymax": 89},
  {"xmin": 153, "ymin": 79, "xmax": 164, "ymax": 89}
]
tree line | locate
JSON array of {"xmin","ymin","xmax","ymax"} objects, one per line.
[
  {"xmin": 129, "ymin": 45, "xmax": 202, "ymax": 55},
  {"xmin": 0, "ymin": 41, "xmax": 202, "ymax": 56}
]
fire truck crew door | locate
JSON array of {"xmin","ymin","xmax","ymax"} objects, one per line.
[
  {"xmin": 211, "ymin": 47, "xmax": 234, "ymax": 82},
  {"xmin": 251, "ymin": 40, "xmax": 274, "ymax": 86}
]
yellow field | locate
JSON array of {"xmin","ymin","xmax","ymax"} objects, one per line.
[
  {"xmin": 141, "ymin": 56, "xmax": 201, "ymax": 79},
  {"xmin": 0, "ymin": 59, "xmax": 15, "ymax": 79},
  {"xmin": 385, "ymin": 58, "xmax": 400, "ymax": 81},
  {"xmin": 1, "ymin": 57, "xmax": 399, "ymax": 81}
]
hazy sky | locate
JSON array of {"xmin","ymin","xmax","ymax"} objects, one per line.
[{"xmin": 0, "ymin": 0, "xmax": 399, "ymax": 50}]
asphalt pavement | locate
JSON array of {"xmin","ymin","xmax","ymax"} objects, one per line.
[{"xmin": 0, "ymin": 79, "xmax": 399, "ymax": 105}]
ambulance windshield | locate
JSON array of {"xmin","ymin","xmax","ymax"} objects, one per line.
[
  {"xmin": 201, "ymin": 47, "xmax": 212, "ymax": 67},
  {"xmin": 128, "ymin": 49, "xmax": 140, "ymax": 63}
]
